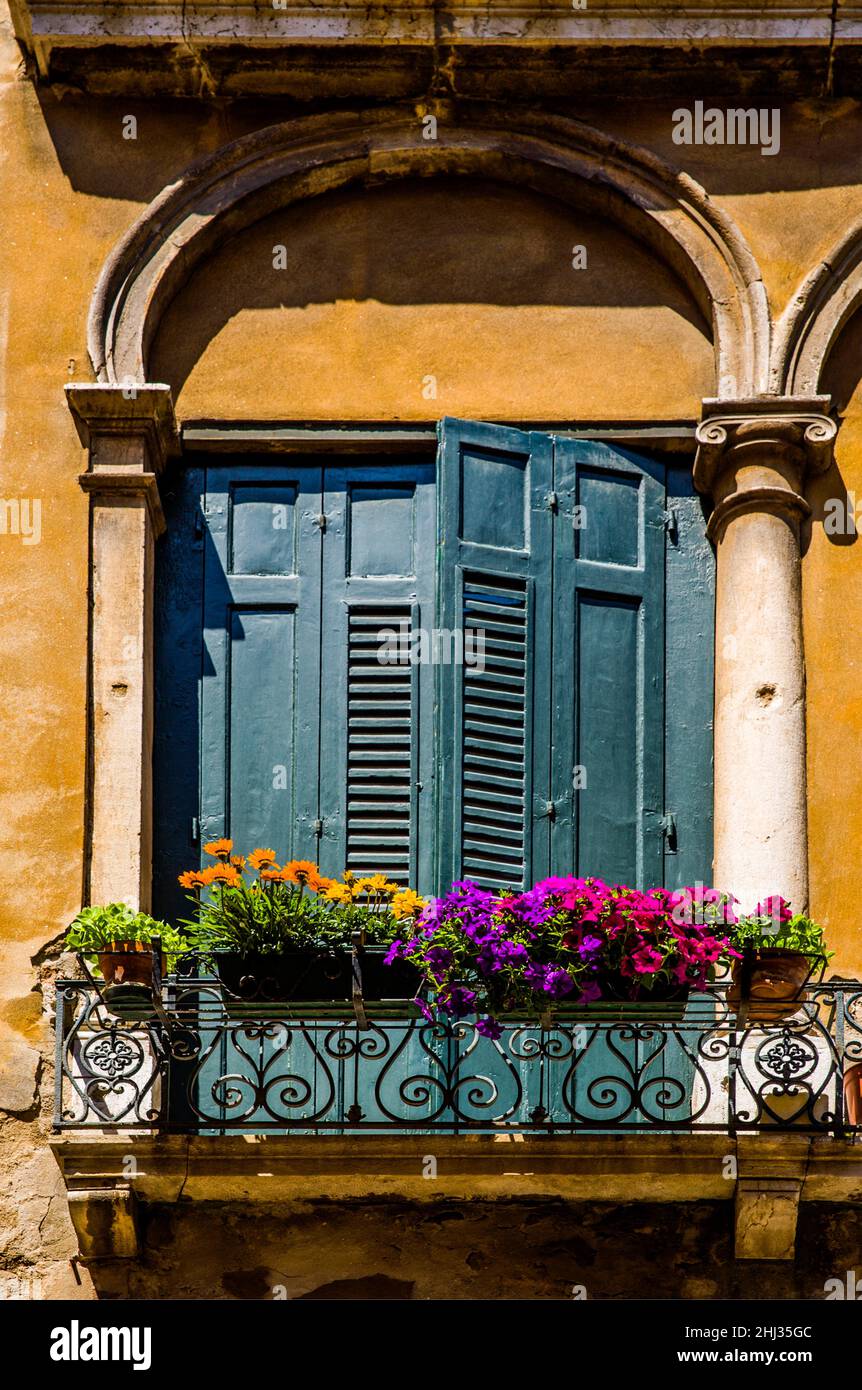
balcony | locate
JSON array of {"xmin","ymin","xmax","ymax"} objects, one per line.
[
  {"xmin": 54, "ymin": 964, "xmax": 862, "ymax": 1136},
  {"xmin": 50, "ymin": 964, "xmax": 862, "ymax": 1260}
]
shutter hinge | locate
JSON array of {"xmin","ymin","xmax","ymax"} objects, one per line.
[
  {"xmin": 193, "ymin": 509, "xmax": 204, "ymax": 540},
  {"xmin": 312, "ymin": 818, "xmax": 324, "ymax": 837},
  {"xmin": 545, "ymin": 491, "xmax": 559, "ymax": 513},
  {"xmin": 660, "ymin": 812, "xmax": 677, "ymax": 852},
  {"xmin": 662, "ymin": 508, "xmax": 679, "ymax": 544},
  {"xmin": 190, "ymin": 816, "xmax": 200, "ymax": 845},
  {"xmin": 314, "ymin": 513, "xmax": 327, "ymax": 533}
]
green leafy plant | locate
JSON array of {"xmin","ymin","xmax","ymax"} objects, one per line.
[
  {"xmin": 179, "ymin": 845, "xmax": 426, "ymax": 957},
  {"xmin": 65, "ymin": 904, "xmax": 185, "ymax": 971},
  {"xmin": 729, "ymin": 896, "xmax": 832, "ymax": 960}
]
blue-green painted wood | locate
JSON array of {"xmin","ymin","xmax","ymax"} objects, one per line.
[
  {"xmin": 153, "ymin": 466, "xmax": 205, "ymax": 925},
  {"xmin": 200, "ymin": 463, "xmax": 324, "ymax": 860},
  {"xmin": 553, "ymin": 440, "xmax": 666, "ymax": 888},
  {"xmin": 436, "ymin": 418, "xmax": 555, "ymax": 891},
  {"xmin": 318, "ymin": 460, "xmax": 436, "ymax": 889},
  {"xmin": 663, "ymin": 467, "xmax": 715, "ymax": 890}
]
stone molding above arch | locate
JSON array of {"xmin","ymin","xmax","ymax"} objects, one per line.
[
  {"xmin": 88, "ymin": 102, "xmax": 770, "ymax": 401},
  {"xmin": 771, "ymin": 215, "xmax": 862, "ymax": 397}
]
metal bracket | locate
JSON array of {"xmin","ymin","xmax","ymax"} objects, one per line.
[{"xmin": 350, "ymin": 932, "xmax": 369, "ymax": 1031}]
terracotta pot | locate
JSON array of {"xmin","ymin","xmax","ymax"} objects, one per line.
[
  {"xmin": 844, "ymin": 1060, "xmax": 862, "ymax": 1127},
  {"xmin": 728, "ymin": 949, "xmax": 811, "ymax": 1021},
  {"xmin": 97, "ymin": 941, "xmax": 163, "ymax": 988}
]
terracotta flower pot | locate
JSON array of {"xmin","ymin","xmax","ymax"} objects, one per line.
[
  {"xmin": 728, "ymin": 949, "xmax": 812, "ymax": 1021},
  {"xmin": 844, "ymin": 1060, "xmax": 862, "ymax": 1127},
  {"xmin": 97, "ymin": 941, "xmax": 163, "ymax": 988}
]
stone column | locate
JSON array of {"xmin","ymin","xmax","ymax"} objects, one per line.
[
  {"xmin": 694, "ymin": 398, "xmax": 836, "ymax": 915},
  {"xmin": 66, "ymin": 384, "xmax": 179, "ymax": 912}
]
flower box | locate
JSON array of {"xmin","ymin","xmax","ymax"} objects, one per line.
[{"xmin": 213, "ymin": 945, "xmax": 422, "ymax": 1007}]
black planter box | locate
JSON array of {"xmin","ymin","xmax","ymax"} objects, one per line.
[{"xmin": 213, "ymin": 946, "xmax": 422, "ymax": 1004}]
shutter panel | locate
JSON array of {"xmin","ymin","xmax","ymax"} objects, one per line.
[
  {"xmin": 552, "ymin": 440, "xmax": 666, "ymax": 886},
  {"xmin": 200, "ymin": 463, "xmax": 323, "ymax": 860},
  {"xmin": 345, "ymin": 603, "xmax": 414, "ymax": 882},
  {"xmin": 318, "ymin": 461, "xmax": 436, "ymax": 889},
  {"xmin": 461, "ymin": 571, "xmax": 529, "ymax": 888},
  {"xmin": 436, "ymin": 419, "xmax": 554, "ymax": 890}
]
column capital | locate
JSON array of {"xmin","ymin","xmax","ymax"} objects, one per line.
[
  {"xmin": 67, "ymin": 383, "xmax": 179, "ymax": 539},
  {"xmin": 694, "ymin": 396, "xmax": 837, "ymax": 544},
  {"xmin": 66, "ymin": 382, "xmax": 179, "ymax": 471}
]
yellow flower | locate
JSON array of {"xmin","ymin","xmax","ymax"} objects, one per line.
[
  {"xmin": 203, "ymin": 838, "xmax": 233, "ymax": 860},
  {"xmin": 325, "ymin": 882, "xmax": 353, "ymax": 904},
  {"xmin": 363, "ymin": 873, "xmax": 395, "ymax": 894},
  {"xmin": 178, "ymin": 870, "xmax": 205, "ymax": 890},
  {"xmin": 392, "ymin": 889, "xmax": 427, "ymax": 920}
]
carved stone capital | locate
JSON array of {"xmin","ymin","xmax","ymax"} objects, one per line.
[{"xmin": 694, "ymin": 396, "xmax": 837, "ymax": 543}]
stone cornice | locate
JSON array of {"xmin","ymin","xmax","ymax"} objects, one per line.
[
  {"xmin": 11, "ymin": 2, "xmax": 852, "ymax": 97},
  {"xmin": 16, "ymin": 3, "xmax": 840, "ymax": 53}
]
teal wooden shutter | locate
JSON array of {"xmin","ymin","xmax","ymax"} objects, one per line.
[
  {"xmin": 436, "ymin": 418, "xmax": 555, "ymax": 890},
  {"xmin": 317, "ymin": 461, "xmax": 436, "ymax": 887},
  {"xmin": 200, "ymin": 462, "xmax": 324, "ymax": 859},
  {"xmin": 552, "ymin": 440, "xmax": 667, "ymax": 887}
]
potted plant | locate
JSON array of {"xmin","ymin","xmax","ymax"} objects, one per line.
[
  {"xmin": 65, "ymin": 903, "xmax": 185, "ymax": 989},
  {"xmin": 726, "ymin": 897, "xmax": 831, "ymax": 1021},
  {"xmin": 388, "ymin": 877, "xmax": 740, "ymax": 1036},
  {"xmin": 180, "ymin": 843, "xmax": 426, "ymax": 1006}
]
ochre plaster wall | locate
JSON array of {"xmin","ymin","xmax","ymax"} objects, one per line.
[
  {"xmin": 150, "ymin": 178, "xmax": 712, "ymax": 422},
  {"xmin": 3, "ymin": 0, "xmax": 862, "ymax": 1295}
]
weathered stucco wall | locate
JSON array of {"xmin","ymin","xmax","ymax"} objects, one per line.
[
  {"xmin": 3, "ymin": 0, "xmax": 862, "ymax": 1297},
  {"xmin": 59, "ymin": 1198, "xmax": 862, "ymax": 1301}
]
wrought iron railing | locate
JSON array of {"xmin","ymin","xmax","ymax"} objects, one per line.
[{"xmin": 53, "ymin": 962, "xmax": 862, "ymax": 1134}]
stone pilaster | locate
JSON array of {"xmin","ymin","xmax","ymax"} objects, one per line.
[
  {"xmin": 694, "ymin": 397, "xmax": 837, "ymax": 915},
  {"xmin": 66, "ymin": 383, "xmax": 179, "ymax": 911}
]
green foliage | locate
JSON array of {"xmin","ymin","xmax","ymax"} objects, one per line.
[
  {"xmin": 730, "ymin": 912, "xmax": 832, "ymax": 961},
  {"xmin": 186, "ymin": 879, "xmax": 399, "ymax": 957},
  {"xmin": 65, "ymin": 904, "xmax": 185, "ymax": 970}
]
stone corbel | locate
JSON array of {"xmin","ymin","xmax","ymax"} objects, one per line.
[
  {"xmin": 67, "ymin": 1185, "xmax": 140, "ymax": 1260},
  {"xmin": 693, "ymin": 396, "xmax": 837, "ymax": 915},
  {"xmin": 67, "ymin": 382, "xmax": 180, "ymax": 912}
]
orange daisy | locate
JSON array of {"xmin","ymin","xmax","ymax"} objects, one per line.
[
  {"xmin": 260, "ymin": 868, "xmax": 284, "ymax": 882},
  {"xmin": 178, "ymin": 870, "xmax": 206, "ymax": 890},
  {"xmin": 199, "ymin": 863, "xmax": 241, "ymax": 887},
  {"xmin": 203, "ymin": 838, "xmax": 233, "ymax": 860},
  {"xmin": 281, "ymin": 860, "xmax": 324, "ymax": 890},
  {"xmin": 248, "ymin": 848, "xmax": 278, "ymax": 871}
]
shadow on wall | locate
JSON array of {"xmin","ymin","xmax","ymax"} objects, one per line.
[
  {"xmin": 802, "ymin": 305, "xmax": 862, "ymax": 556},
  {"xmin": 77, "ymin": 1198, "xmax": 862, "ymax": 1300},
  {"xmin": 147, "ymin": 176, "xmax": 713, "ymax": 420}
]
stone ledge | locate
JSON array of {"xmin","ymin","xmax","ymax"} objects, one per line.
[{"xmin": 50, "ymin": 1131, "xmax": 862, "ymax": 1204}]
